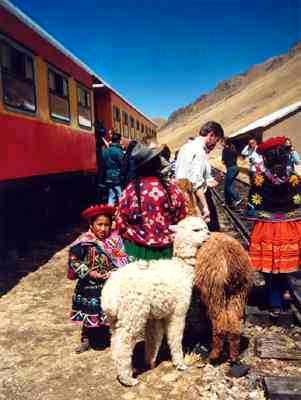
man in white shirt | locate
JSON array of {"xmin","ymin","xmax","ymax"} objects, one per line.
[
  {"xmin": 175, "ymin": 121, "xmax": 224, "ymax": 224},
  {"xmin": 241, "ymin": 138, "xmax": 263, "ymax": 179}
]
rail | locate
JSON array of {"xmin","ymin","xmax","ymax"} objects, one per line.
[{"xmin": 211, "ymin": 187, "xmax": 250, "ymax": 246}]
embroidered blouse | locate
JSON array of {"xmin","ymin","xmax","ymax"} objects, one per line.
[{"xmin": 245, "ymin": 170, "xmax": 301, "ymax": 222}]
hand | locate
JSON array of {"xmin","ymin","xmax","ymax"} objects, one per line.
[
  {"xmin": 207, "ymin": 178, "xmax": 220, "ymax": 188},
  {"xmin": 215, "ymin": 173, "xmax": 224, "ymax": 183},
  {"xmin": 89, "ymin": 271, "xmax": 110, "ymax": 280},
  {"xmin": 101, "ymin": 272, "xmax": 111, "ymax": 280},
  {"xmin": 202, "ymin": 207, "xmax": 210, "ymax": 223}
]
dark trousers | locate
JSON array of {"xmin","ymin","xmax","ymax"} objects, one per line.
[
  {"xmin": 205, "ymin": 188, "xmax": 220, "ymax": 232},
  {"xmin": 263, "ymin": 273, "xmax": 292, "ymax": 309},
  {"xmin": 224, "ymin": 165, "xmax": 240, "ymax": 206}
]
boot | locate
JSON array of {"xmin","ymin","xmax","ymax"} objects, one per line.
[{"xmin": 228, "ymin": 361, "xmax": 250, "ymax": 378}]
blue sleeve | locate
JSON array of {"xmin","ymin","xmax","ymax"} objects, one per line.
[{"xmin": 293, "ymin": 151, "xmax": 301, "ymax": 165}]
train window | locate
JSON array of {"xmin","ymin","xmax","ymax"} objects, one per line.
[
  {"xmin": 77, "ymin": 85, "xmax": 92, "ymax": 129},
  {"xmin": 113, "ymin": 105, "xmax": 121, "ymax": 121},
  {"xmin": 122, "ymin": 111, "xmax": 129, "ymax": 125},
  {"xmin": 0, "ymin": 38, "xmax": 36, "ymax": 113},
  {"xmin": 130, "ymin": 116, "xmax": 135, "ymax": 128},
  {"xmin": 141, "ymin": 124, "xmax": 144, "ymax": 134},
  {"xmin": 136, "ymin": 120, "xmax": 140, "ymax": 130},
  {"xmin": 122, "ymin": 111, "xmax": 129, "ymax": 137},
  {"xmin": 48, "ymin": 68, "xmax": 70, "ymax": 122}
]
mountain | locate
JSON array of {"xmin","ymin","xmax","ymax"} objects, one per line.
[
  {"xmin": 158, "ymin": 42, "xmax": 301, "ymax": 149},
  {"xmin": 153, "ymin": 117, "xmax": 167, "ymax": 130}
]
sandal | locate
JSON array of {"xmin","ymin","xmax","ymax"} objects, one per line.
[
  {"xmin": 269, "ymin": 308, "xmax": 281, "ymax": 320},
  {"xmin": 228, "ymin": 361, "xmax": 250, "ymax": 378},
  {"xmin": 75, "ymin": 339, "xmax": 91, "ymax": 354}
]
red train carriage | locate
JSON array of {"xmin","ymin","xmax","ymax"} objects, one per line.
[
  {"xmin": 94, "ymin": 84, "xmax": 157, "ymax": 142},
  {"xmin": 0, "ymin": 0, "xmax": 157, "ymax": 257}
]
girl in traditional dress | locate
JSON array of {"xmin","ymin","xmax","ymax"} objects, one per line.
[
  {"xmin": 68, "ymin": 204, "xmax": 128, "ymax": 353},
  {"xmin": 245, "ymin": 136, "xmax": 301, "ymax": 319}
]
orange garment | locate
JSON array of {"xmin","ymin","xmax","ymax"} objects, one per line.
[{"xmin": 249, "ymin": 221, "xmax": 301, "ymax": 273}]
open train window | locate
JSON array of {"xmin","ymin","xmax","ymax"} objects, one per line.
[
  {"xmin": 122, "ymin": 111, "xmax": 129, "ymax": 125},
  {"xmin": 0, "ymin": 37, "xmax": 36, "ymax": 113},
  {"xmin": 122, "ymin": 111, "xmax": 129, "ymax": 137},
  {"xmin": 130, "ymin": 116, "xmax": 135, "ymax": 128},
  {"xmin": 136, "ymin": 120, "xmax": 140, "ymax": 130},
  {"xmin": 48, "ymin": 67, "xmax": 70, "ymax": 123},
  {"xmin": 141, "ymin": 124, "xmax": 144, "ymax": 134},
  {"xmin": 77, "ymin": 85, "xmax": 92, "ymax": 129}
]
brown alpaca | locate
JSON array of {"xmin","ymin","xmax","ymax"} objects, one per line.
[
  {"xmin": 176, "ymin": 178, "xmax": 252, "ymax": 363},
  {"xmin": 194, "ymin": 233, "xmax": 252, "ymax": 363}
]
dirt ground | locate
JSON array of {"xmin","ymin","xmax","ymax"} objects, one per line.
[{"xmin": 0, "ymin": 221, "xmax": 300, "ymax": 400}]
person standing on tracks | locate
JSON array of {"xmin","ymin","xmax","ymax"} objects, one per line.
[
  {"xmin": 120, "ymin": 139, "xmax": 138, "ymax": 188},
  {"xmin": 175, "ymin": 121, "xmax": 224, "ymax": 230},
  {"xmin": 285, "ymin": 138, "xmax": 301, "ymax": 175},
  {"xmin": 222, "ymin": 138, "xmax": 243, "ymax": 208},
  {"xmin": 116, "ymin": 143, "xmax": 187, "ymax": 261},
  {"xmin": 68, "ymin": 204, "xmax": 128, "ymax": 353},
  {"xmin": 245, "ymin": 136, "xmax": 301, "ymax": 320},
  {"xmin": 102, "ymin": 133, "xmax": 124, "ymax": 206},
  {"xmin": 241, "ymin": 138, "xmax": 263, "ymax": 182}
]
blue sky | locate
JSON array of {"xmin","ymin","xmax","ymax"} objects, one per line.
[{"xmin": 11, "ymin": 0, "xmax": 301, "ymax": 119}]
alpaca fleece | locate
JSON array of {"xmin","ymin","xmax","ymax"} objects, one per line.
[{"xmin": 194, "ymin": 232, "xmax": 253, "ymax": 362}]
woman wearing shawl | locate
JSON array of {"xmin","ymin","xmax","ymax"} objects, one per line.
[
  {"xmin": 116, "ymin": 143, "xmax": 187, "ymax": 261},
  {"xmin": 245, "ymin": 136, "xmax": 301, "ymax": 319},
  {"xmin": 68, "ymin": 204, "xmax": 128, "ymax": 353}
]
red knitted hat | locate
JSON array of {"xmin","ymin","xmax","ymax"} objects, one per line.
[
  {"xmin": 81, "ymin": 204, "xmax": 115, "ymax": 220},
  {"xmin": 257, "ymin": 136, "xmax": 287, "ymax": 155}
]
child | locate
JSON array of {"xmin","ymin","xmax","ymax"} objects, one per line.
[{"xmin": 68, "ymin": 204, "xmax": 128, "ymax": 353}]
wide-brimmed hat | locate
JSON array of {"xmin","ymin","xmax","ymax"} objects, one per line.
[
  {"xmin": 81, "ymin": 204, "xmax": 115, "ymax": 220},
  {"xmin": 131, "ymin": 143, "xmax": 162, "ymax": 169}
]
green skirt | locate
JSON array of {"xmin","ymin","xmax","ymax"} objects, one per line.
[{"xmin": 124, "ymin": 240, "xmax": 173, "ymax": 261}]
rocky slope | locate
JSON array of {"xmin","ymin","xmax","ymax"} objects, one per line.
[{"xmin": 158, "ymin": 42, "xmax": 301, "ymax": 149}]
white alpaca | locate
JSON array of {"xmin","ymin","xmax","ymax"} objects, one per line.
[{"xmin": 101, "ymin": 216, "xmax": 209, "ymax": 386}]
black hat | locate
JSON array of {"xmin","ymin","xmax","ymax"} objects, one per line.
[{"xmin": 131, "ymin": 143, "xmax": 162, "ymax": 169}]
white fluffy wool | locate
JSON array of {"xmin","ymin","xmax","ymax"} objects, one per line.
[{"xmin": 101, "ymin": 216, "xmax": 209, "ymax": 386}]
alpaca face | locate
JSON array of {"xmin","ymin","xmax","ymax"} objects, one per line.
[{"xmin": 171, "ymin": 216, "xmax": 210, "ymax": 259}]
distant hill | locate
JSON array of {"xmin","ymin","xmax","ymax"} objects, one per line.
[
  {"xmin": 153, "ymin": 117, "xmax": 167, "ymax": 130},
  {"xmin": 158, "ymin": 42, "xmax": 301, "ymax": 149}
]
